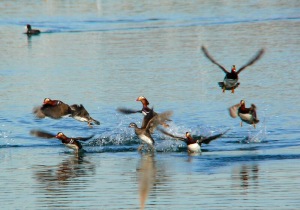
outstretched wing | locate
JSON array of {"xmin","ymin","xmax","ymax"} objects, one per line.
[
  {"xmin": 197, "ymin": 129, "xmax": 230, "ymax": 145},
  {"xmin": 236, "ymin": 49, "xmax": 265, "ymax": 74},
  {"xmin": 229, "ymin": 103, "xmax": 241, "ymax": 118},
  {"xmin": 34, "ymin": 103, "xmax": 71, "ymax": 119},
  {"xmin": 157, "ymin": 128, "xmax": 186, "ymax": 141},
  {"xmin": 117, "ymin": 107, "xmax": 142, "ymax": 114},
  {"xmin": 73, "ymin": 135, "xmax": 95, "ymax": 141},
  {"xmin": 30, "ymin": 130, "xmax": 56, "ymax": 139},
  {"xmin": 145, "ymin": 110, "xmax": 173, "ymax": 133},
  {"xmin": 201, "ymin": 46, "xmax": 229, "ymax": 74}
]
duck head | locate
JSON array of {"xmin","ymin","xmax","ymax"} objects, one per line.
[
  {"xmin": 43, "ymin": 98, "xmax": 61, "ymax": 106},
  {"xmin": 26, "ymin": 24, "xmax": 32, "ymax": 31},
  {"xmin": 136, "ymin": 96, "xmax": 149, "ymax": 106},
  {"xmin": 129, "ymin": 122, "xmax": 138, "ymax": 128},
  {"xmin": 231, "ymin": 65, "xmax": 236, "ymax": 73},
  {"xmin": 56, "ymin": 132, "xmax": 67, "ymax": 140}
]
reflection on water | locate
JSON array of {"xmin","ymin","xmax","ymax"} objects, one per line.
[
  {"xmin": 33, "ymin": 154, "xmax": 95, "ymax": 208},
  {"xmin": 231, "ymin": 163, "xmax": 259, "ymax": 192},
  {"xmin": 137, "ymin": 153, "xmax": 156, "ymax": 210}
]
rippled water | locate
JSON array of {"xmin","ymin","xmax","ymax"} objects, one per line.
[{"xmin": 1, "ymin": 0, "xmax": 300, "ymax": 209}]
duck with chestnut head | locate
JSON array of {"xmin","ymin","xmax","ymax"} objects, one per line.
[
  {"xmin": 229, "ymin": 100, "xmax": 259, "ymax": 128},
  {"xmin": 158, "ymin": 128, "xmax": 229, "ymax": 154},
  {"xmin": 30, "ymin": 130, "xmax": 94, "ymax": 153},
  {"xmin": 117, "ymin": 96, "xmax": 170, "ymax": 128},
  {"xmin": 201, "ymin": 46, "xmax": 264, "ymax": 93},
  {"xmin": 129, "ymin": 108, "xmax": 173, "ymax": 152},
  {"xmin": 33, "ymin": 98, "xmax": 72, "ymax": 119}
]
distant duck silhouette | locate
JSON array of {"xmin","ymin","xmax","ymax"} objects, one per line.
[
  {"xmin": 33, "ymin": 98, "xmax": 100, "ymax": 127},
  {"xmin": 158, "ymin": 128, "xmax": 229, "ymax": 153},
  {"xmin": 30, "ymin": 130, "xmax": 94, "ymax": 152},
  {"xmin": 201, "ymin": 46, "xmax": 264, "ymax": 93},
  {"xmin": 229, "ymin": 100, "xmax": 259, "ymax": 128},
  {"xmin": 129, "ymin": 108, "xmax": 173, "ymax": 152},
  {"xmin": 25, "ymin": 24, "xmax": 40, "ymax": 35}
]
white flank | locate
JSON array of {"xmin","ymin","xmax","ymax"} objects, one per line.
[
  {"xmin": 73, "ymin": 116, "xmax": 88, "ymax": 122},
  {"xmin": 139, "ymin": 135, "xmax": 153, "ymax": 146},
  {"xmin": 224, "ymin": 79, "xmax": 238, "ymax": 88},
  {"xmin": 239, "ymin": 113, "xmax": 253, "ymax": 122},
  {"xmin": 65, "ymin": 143, "xmax": 78, "ymax": 151},
  {"xmin": 187, "ymin": 143, "xmax": 201, "ymax": 153}
]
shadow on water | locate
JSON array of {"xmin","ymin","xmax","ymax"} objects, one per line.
[{"xmin": 33, "ymin": 153, "xmax": 95, "ymax": 208}]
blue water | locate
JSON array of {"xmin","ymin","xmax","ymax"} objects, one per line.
[{"xmin": 1, "ymin": 1, "xmax": 300, "ymax": 209}]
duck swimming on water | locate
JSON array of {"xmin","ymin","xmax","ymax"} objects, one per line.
[
  {"xmin": 25, "ymin": 24, "xmax": 41, "ymax": 35},
  {"xmin": 201, "ymin": 46, "xmax": 265, "ymax": 93}
]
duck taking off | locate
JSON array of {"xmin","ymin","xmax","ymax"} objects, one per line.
[
  {"xmin": 158, "ymin": 128, "xmax": 229, "ymax": 154},
  {"xmin": 229, "ymin": 100, "xmax": 259, "ymax": 128},
  {"xmin": 201, "ymin": 46, "xmax": 264, "ymax": 93}
]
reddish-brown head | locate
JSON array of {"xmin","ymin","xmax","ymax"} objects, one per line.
[
  {"xmin": 56, "ymin": 132, "xmax": 67, "ymax": 140},
  {"xmin": 136, "ymin": 96, "xmax": 149, "ymax": 106},
  {"xmin": 43, "ymin": 98, "xmax": 51, "ymax": 104},
  {"xmin": 231, "ymin": 65, "xmax": 236, "ymax": 72}
]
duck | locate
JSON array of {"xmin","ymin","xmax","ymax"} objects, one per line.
[
  {"xmin": 229, "ymin": 100, "xmax": 259, "ymax": 128},
  {"xmin": 25, "ymin": 24, "xmax": 41, "ymax": 35},
  {"xmin": 33, "ymin": 98, "xmax": 72, "ymax": 119},
  {"xmin": 33, "ymin": 98, "xmax": 100, "ymax": 127},
  {"xmin": 30, "ymin": 130, "xmax": 94, "ymax": 152},
  {"xmin": 70, "ymin": 104, "xmax": 100, "ymax": 127},
  {"xmin": 201, "ymin": 46, "xmax": 264, "ymax": 93},
  {"xmin": 117, "ymin": 96, "xmax": 170, "ymax": 128},
  {"xmin": 129, "ymin": 108, "xmax": 173, "ymax": 151},
  {"xmin": 158, "ymin": 128, "xmax": 229, "ymax": 153}
]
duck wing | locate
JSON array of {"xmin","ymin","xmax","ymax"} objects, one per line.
[
  {"xmin": 117, "ymin": 107, "xmax": 142, "ymax": 114},
  {"xmin": 145, "ymin": 110, "xmax": 173, "ymax": 133},
  {"xmin": 72, "ymin": 135, "xmax": 95, "ymax": 142},
  {"xmin": 229, "ymin": 103, "xmax": 241, "ymax": 118},
  {"xmin": 236, "ymin": 49, "xmax": 265, "ymax": 74},
  {"xmin": 34, "ymin": 103, "xmax": 71, "ymax": 119},
  {"xmin": 157, "ymin": 128, "xmax": 186, "ymax": 141},
  {"xmin": 30, "ymin": 130, "xmax": 94, "ymax": 141},
  {"xmin": 141, "ymin": 108, "xmax": 156, "ymax": 129},
  {"xmin": 196, "ymin": 129, "xmax": 230, "ymax": 145},
  {"xmin": 201, "ymin": 46, "xmax": 229, "ymax": 74},
  {"xmin": 30, "ymin": 130, "xmax": 56, "ymax": 139}
]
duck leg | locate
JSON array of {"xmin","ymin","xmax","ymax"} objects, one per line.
[
  {"xmin": 138, "ymin": 144, "xmax": 144, "ymax": 152},
  {"xmin": 231, "ymin": 88, "xmax": 235, "ymax": 93},
  {"xmin": 240, "ymin": 121, "xmax": 243, "ymax": 127},
  {"xmin": 222, "ymin": 86, "xmax": 226, "ymax": 93}
]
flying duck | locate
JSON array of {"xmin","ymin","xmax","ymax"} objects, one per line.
[
  {"xmin": 70, "ymin": 104, "xmax": 100, "ymax": 127},
  {"xmin": 158, "ymin": 128, "xmax": 229, "ymax": 153},
  {"xmin": 33, "ymin": 98, "xmax": 100, "ymax": 127},
  {"xmin": 25, "ymin": 24, "xmax": 41, "ymax": 35},
  {"xmin": 33, "ymin": 98, "xmax": 72, "ymax": 119},
  {"xmin": 129, "ymin": 108, "xmax": 173, "ymax": 151},
  {"xmin": 229, "ymin": 100, "xmax": 259, "ymax": 128},
  {"xmin": 30, "ymin": 130, "xmax": 94, "ymax": 152},
  {"xmin": 117, "ymin": 96, "xmax": 170, "ymax": 128},
  {"xmin": 201, "ymin": 46, "xmax": 264, "ymax": 93}
]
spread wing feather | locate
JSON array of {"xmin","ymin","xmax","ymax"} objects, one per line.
[
  {"xmin": 237, "ymin": 49, "xmax": 265, "ymax": 74},
  {"xmin": 201, "ymin": 46, "xmax": 229, "ymax": 74}
]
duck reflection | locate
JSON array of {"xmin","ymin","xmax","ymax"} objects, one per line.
[
  {"xmin": 34, "ymin": 153, "xmax": 96, "ymax": 190},
  {"xmin": 137, "ymin": 153, "xmax": 156, "ymax": 210},
  {"xmin": 231, "ymin": 164, "xmax": 259, "ymax": 190}
]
